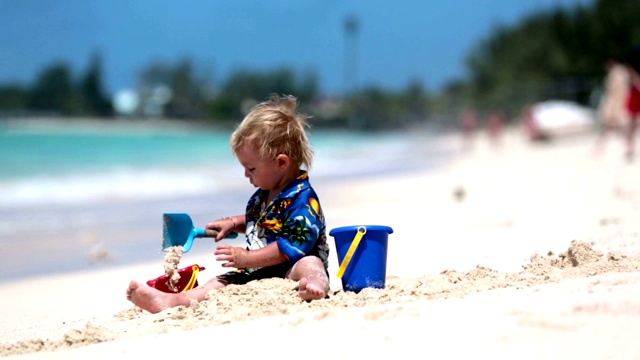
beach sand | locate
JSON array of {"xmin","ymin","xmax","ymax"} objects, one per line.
[{"xmin": 2, "ymin": 125, "xmax": 640, "ymax": 359}]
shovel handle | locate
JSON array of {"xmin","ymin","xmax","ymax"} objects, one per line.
[
  {"xmin": 204, "ymin": 229, "xmax": 220, "ymax": 238},
  {"xmin": 199, "ymin": 228, "xmax": 238, "ymax": 239}
]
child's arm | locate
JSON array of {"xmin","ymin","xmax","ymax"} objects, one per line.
[{"xmin": 214, "ymin": 242, "xmax": 287, "ymax": 269}]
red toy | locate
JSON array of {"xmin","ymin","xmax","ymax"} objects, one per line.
[{"xmin": 146, "ymin": 264, "xmax": 205, "ymax": 293}]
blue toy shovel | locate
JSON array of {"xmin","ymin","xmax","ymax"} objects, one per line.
[{"xmin": 162, "ymin": 213, "xmax": 238, "ymax": 252}]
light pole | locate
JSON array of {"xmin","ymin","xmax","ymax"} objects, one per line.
[
  {"xmin": 343, "ymin": 14, "xmax": 360, "ymax": 127},
  {"xmin": 343, "ymin": 14, "xmax": 359, "ymax": 97}
]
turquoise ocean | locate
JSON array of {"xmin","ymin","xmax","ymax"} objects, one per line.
[{"xmin": 0, "ymin": 120, "xmax": 455, "ymax": 282}]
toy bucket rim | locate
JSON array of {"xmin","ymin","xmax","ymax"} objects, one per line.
[{"xmin": 329, "ymin": 225, "xmax": 393, "ymax": 236}]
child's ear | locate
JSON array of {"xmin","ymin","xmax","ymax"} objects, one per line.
[{"xmin": 275, "ymin": 154, "xmax": 290, "ymax": 169}]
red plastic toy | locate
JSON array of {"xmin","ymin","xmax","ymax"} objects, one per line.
[{"xmin": 146, "ymin": 264, "xmax": 205, "ymax": 293}]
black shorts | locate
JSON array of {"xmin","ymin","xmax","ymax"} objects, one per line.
[{"xmin": 216, "ymin": 262, "xmax": 293, "ymax": 285}]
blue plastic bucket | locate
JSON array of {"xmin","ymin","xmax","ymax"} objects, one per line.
[{"xmin": 329, "ymin": 225, "xmax": 393, "ymax": 292}]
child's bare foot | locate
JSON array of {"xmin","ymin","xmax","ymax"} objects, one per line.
[
  {"xmin": 126, "ymin": 280, "xmax": 181, "ymax": 314},
  {"xmin": 298, "ymin": 275, "xmax": 328, "ymax": 301}
]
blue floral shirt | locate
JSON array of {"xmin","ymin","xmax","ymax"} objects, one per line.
[{"xmin": 244, "ymin": 170, "xmax": 329, "ymax": 272}]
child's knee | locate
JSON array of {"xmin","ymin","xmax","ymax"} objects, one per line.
[
  {"xmin": 288, "ymin": 256, "xmax": 325, "ymax": 278},
  {"xmin": 298, "ymin": 255, "xmax": 325, "ymax": 270}
]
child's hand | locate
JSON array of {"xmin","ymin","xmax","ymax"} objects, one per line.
[
  {"xmin": 214, "ymin": 244, "xmax": 249, "ymax": 268},
  {"xmin": 205, "ymin": 219, "xmax": 235, "ymax": 241}
]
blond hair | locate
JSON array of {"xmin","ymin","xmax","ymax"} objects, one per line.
[{"xmin": 230, "ymin": 94, "xmax": 314, "ymax": 170}]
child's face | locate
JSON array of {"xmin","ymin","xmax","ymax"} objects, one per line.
[{"xmin": 236, "ymin": 142, "xmax": 283, "ymax": 191}]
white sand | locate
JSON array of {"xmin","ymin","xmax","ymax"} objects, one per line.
[{"xmin": 2, "ymin": 126, "xmax": 640, "ymax": 359}]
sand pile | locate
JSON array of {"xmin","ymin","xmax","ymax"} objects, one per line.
[
  {"xmin": 1, "ymin": 323, "xmax": 118, "ymax": 356},
  {"xmin": 3, "ymin": 240, "xmax": 638, "ymax": 357}
]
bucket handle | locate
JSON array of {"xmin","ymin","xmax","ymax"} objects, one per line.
[
  {"xmin": 182, "ymin": 265, "xmax": 200, "ymax": 292},
  {"xmin": 336, "ymin": 226, "xmax": 367, "ymax": 279}
]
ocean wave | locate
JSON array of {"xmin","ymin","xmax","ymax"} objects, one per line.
[
  {"xmin": 0, "ymin": 153, "xmax": 413, "ymax": 209},
  {"xmin": 0, "ymin": 166, "xmax": 244, "ymax": 208},
  {"xmin": 0, "ymin": 127, "xmax": 454, "ymax": 209}
]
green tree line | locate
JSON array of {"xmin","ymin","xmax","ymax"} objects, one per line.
[
  {"xmin": 441, "ymin": 0, "xmax": 640, "ymax": 119},
  {"xmin": 0, "ymin": 51, "xmax": 112, "ymax": 117}
]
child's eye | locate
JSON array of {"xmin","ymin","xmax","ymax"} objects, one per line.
[{"xmin": 249, "ymin": 168, "xmax": 256, "ymax": 172}]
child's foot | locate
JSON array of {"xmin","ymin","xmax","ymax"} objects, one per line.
[
  {"xmin": 126, "ymin": 280, "xmax": 179, "ymax": 314},
  {"xmin": 298, "ymin": 275, "xmax": 328, "ymax": 301}
]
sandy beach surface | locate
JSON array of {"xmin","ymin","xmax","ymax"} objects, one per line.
[{"xmin": 2, "ymin": 125, "xmax": 640, "ymax": 359}]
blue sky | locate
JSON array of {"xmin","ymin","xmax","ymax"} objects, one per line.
[{"xmin": 0, "ymin": 0, "xmax": 592, "ymax": 97}]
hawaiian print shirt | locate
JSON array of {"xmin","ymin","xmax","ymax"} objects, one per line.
[{"xmin": 244, "ymin": 170, "xmax": 329, "ymax": 272}]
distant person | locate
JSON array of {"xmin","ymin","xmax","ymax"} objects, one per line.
[
  {"xmin": 625, "ymin": 64, "xmax": 640, "ymax": 161},
  {"xmin": 521, "ymin": 104, "xmax": 543, "ymax": 142},
  {"xmin": 459, "ymin": 108, "xmax": 478, "ymax": 151},
  {"xmin": 126, "ymin": 94, "xmax": 330, "ymax": 314},
  {"xmin": 594, "ymin": 58, "xmax": 630, "ymax": 155},
  {"xmin": 486, "ymin": 110, "xmax": 506, "ymax": 148}
]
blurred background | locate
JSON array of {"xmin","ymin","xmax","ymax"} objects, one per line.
[
  {"xmin": 3, "ymin": 0, "xmax": 637, "ymax": 126},
  {"xmin": 2, "ymin": 0, "xmax": 640, "ymax": 281}
]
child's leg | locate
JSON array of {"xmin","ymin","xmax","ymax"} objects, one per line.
[
  {"xmin": 287, "ymin": 256, "xmax": 329, "ymax": 301},
  {"xmin": 126, "ymin": 277, "xmax": 227, "ymax": 314}
]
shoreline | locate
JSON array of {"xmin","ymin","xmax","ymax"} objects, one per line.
[{"xmin": 0, "ymin": 116, "xmax": 236, "ymax": 133}]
